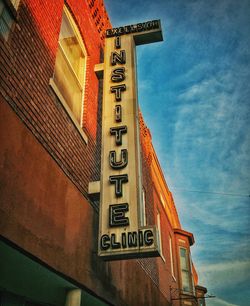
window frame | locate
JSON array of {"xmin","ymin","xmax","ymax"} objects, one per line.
[
  {"xmin": 140, "ymin": 187, "xmax": 146, "ymax": 226},
  {"xmin": 179, "ymin": 247, "xmax": 193, "ymax": 294},
  {"xmin": 50, "ymin": 5, "xmax": 88, "ymax": 143},
  {"xmin": 157, "ymin": 210, "xmax": 165, "ymax": 262},
  {"xmin": 169, "ymin": 236, "xmax": 176, "ymax": 281}
]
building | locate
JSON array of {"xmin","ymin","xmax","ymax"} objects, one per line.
[{"xmin": 0, "ymin": 0, "xmax": 207, "ymax": 305}]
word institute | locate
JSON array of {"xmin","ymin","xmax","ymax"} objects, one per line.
[{"xmin": 99, "ymin": 20, "xmax": 163, "ymax": 260}]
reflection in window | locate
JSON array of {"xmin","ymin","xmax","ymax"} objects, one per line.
[{"xmin": 54, "ymin": 6, "xmax": 86, "ymax": 124}]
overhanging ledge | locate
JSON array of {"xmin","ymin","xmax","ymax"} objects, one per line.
[{"xmin": 173, "ymin": 228, "xmax": 195, "ymax": 246}]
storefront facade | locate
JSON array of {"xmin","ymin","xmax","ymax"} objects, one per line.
[{"xmin": 0, "ymin": 0, "xmax": 206, "ymax": 305}]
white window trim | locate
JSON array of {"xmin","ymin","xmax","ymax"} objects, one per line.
[
  {"xmin": 49, "ymin": 78, "xmax": 88, "ymax": 144},
  {"xmin": 63, "ymin": 6, "xmax": 87, "ymax": 55},
  {"xmin": 157, "ymin": 211, "xmax": 165, "ymax": 262},
  {"xmin": 169, "ymin": 236, "xmax": 176, "ymax": 281},
  {"xmin": 63, "ymin": 6, "xmax": 88, "ymax": 101},
  {"xmin": 140, "ymin": 187, "xmax": 146, "ymax": 226}
]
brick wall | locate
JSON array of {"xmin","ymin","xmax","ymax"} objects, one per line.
[
  {"xmin": 139, "ymin": 112, "xmax": 181, "ymax": 305},
  {"xmin": 0, "ymin": 0, "xmax": 111, "ymax": 203}
]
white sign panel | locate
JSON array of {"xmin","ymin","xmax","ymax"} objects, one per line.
[{"xmin": 99, "ymin": 20, "xmax": 163, "ymax": 260}]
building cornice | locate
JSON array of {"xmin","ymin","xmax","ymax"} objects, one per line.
[{"xmin": 173, "ymin": 228, "xmax": 195, "ymax": 246}]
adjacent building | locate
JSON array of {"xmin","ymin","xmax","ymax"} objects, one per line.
[{"xmin": 0, "ymin": 0, "xmax": 207, "ymax": 305}]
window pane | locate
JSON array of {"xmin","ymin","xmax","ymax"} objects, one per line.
[
  {"xmin": 54, "ymin": 47, "xmax": 82, "ymax": 123},
  {"xmin": 59, "ymin": 11, "xmax": 84, "ymax": 82},
  {"xmin": 182, "ymin": 270, "xmax": 191, "ymax": 292},
  {"xmin": 54, "ymin": 7, "xmax": 86, "ymax": 124},
  {"xmin": 180, "ymin": 248, "xmax": 188, "ymax": 270},
  {"xmin": 180, "ymin": 247, "xmax": 186, "ymax": 258},
  {"xmin": 180, "ymin": 247, "xmax": 192, "ymax": 292}
]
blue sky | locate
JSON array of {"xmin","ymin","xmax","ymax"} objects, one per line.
[{"xmin": 104, "ymin": 0, "xmax": 250, "ymax": 305}]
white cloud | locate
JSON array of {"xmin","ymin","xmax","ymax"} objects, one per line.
[
  {"xmin": 138, "ymin": 79, "xmax": 153, "ymax": 92},
  {"xmin": 178, "ymin": 197, "xmax": 249, "ymax": 234},
  {"xmin": 198, "ymin": 260, "xmax": 250, "ymax": 295},
  {"xmin": 199, "ymin": 260, "xmax": 250, "ymax": 274},
  {"xmin": 207, "ymin": 297, "xmax": 239, "ymax": 306},
  {"xmin": 178, "ymin": 77, "xmax": 220, "ymax": 101},
  {"xmin": 170, "ymin": 64, "xmax": 250, "ymax": 193},
  {"xmin": 196, "ymin": 260, "xmax": 249, "ymax": 306}
]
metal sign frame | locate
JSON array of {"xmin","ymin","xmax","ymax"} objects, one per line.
[{"xmin": 99, "ymin": 20, "xmax": 163, "ymax": 260}]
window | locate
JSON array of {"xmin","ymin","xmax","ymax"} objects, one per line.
[
  {"xmin": 157, "ymin": 211, "xmax": 165, "ymax": 260},
  {"xmin": 169, "ymin": 237, "xmax": 175, "ymax": 279},
  {"xmin": 0, "ymin": 0, "xmax": 19, "ymax": 40},
  {"xmin": 180, "ymin": 247, "xmax": 193, "ymax": 293},
  {"xmin": 53, "ymin": 6, "xmax": 87, "ymax": 124},
  {"xmin": 140, "ymin": 187, "xmax": 146, "ymax": 226}
]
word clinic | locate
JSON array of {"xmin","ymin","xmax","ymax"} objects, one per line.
[{"xmin": 100, "ymin": 230, "xmax": 154, "ymax": 251}]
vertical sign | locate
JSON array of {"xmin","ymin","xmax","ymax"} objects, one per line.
[{"xmin": 99, "ymin": 20, "xmax": 163, "ymax": 260}]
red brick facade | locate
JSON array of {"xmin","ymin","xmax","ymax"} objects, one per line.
[{"xmin": 0, "ymin": 1, "xmax": 206, "ymax": 305}]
